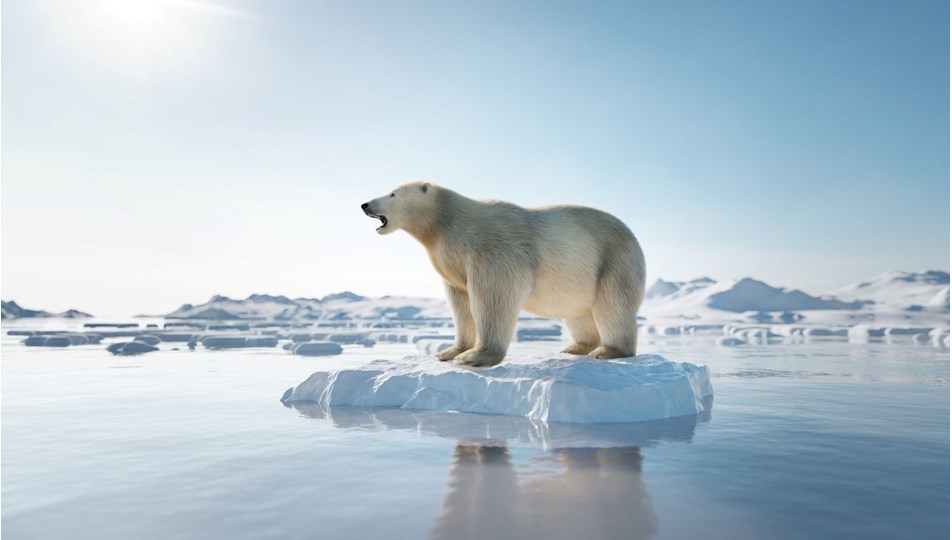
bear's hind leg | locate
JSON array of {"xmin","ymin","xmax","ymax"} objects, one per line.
[
  {"xmin": 561, "ymin": 313, "xmax": 600, "ymax": 355},
  {"xmin": 437, "ymin": 283, "xmax": 477, "ymax": 361},
  {"xmin": 590, "ymin": 257, "xmax": 642, "ymax": 359}
]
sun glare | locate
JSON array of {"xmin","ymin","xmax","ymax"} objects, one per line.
[
  {"xmin": 48, "ymin": 0, "xmax": 247, "ymax": 75},
  {"xmin": 96, "ymin": 0, "xmax": 169, "ymax": 28}
]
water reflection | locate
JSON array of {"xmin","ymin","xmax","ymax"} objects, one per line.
[
  {"xmin": 431, "ymin": 444, "xmax": 654, "ymax": 540},
  {"xmin": 287, "ymin": 401, "xmax": 711, "ymax": 540},
  {"xmin": 287, "ymin": 399, "xmax": 711, "ymax": 450}
]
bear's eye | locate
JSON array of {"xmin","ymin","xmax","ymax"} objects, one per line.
[{"xmin": 390, "ymin": 193, "xmax": 395, "ymax": 198}]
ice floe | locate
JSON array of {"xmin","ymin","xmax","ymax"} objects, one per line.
[
  {"xmin": 106, "ymin": 341, "xmax": 159, "ymax": 356},
  {"xmin": 291, "ymin": 342, "xmax": 344, "ymax": 356},
  {"xmin": 281, "ymin": 354, "xmax": 713, "ymax": 424}
]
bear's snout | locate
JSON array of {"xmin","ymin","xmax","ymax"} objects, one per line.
[{"xmin": 362, "ymin": 201, "xmax": 389, "ymax": 231}]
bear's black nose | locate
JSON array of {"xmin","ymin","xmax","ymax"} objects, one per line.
[{"xmin": 361, "ymin": 203, "xmax": 369, "ymax": 210}]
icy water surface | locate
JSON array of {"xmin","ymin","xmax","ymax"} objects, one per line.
[{"xmin": 2, "ymin": 326, "xmax": 948, "ymax": 539}]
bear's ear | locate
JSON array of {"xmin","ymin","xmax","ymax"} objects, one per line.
[{"xmin": 421, "ymin": 182, "xmax": 430, "ymax": 193}]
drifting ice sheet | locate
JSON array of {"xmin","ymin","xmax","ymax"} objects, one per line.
[{"xmin": 281, "ymin": 354, "xmax": 713, "ymax": 424}]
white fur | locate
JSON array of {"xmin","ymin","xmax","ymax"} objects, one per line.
[{"xmin": 362, "ymin": 182, "xmax": 646, "ymax": 367}]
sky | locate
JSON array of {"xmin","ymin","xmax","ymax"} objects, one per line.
[{"xmin": 2, "ymin": 0, "xmax": 949, "ymax": 317}]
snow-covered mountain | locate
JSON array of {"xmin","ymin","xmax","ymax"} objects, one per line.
[
  {"xmin": 642, "ymin": 277, "xmax": 863, "ymax": 317},
  {"xmin": 165, "ymin": 292, "xmax": 449, "ymax": 321},
  {"xmin": 1, "ymin": 300, "xmax": 93, "ymax": 320},
  {"xmin": 641, "ymin": 270, "xmax": 949, "ymax": 325},
  {"xmin": 159, "ymin": 270, "xmax": 949, "ymax": 325},
  {"xmin": 829, "ymin": 270, "xmax": 950, "ymax": 311},
  {"xmin": 645, "ymin": 277, "xmax": 715, "ymax": 299}
]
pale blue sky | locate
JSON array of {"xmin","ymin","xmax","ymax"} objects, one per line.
[{"xmin": 2, "ymin": 0, "xmax": 949, "ymax": 316}]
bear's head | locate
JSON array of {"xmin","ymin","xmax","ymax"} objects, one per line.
[{"xmin": 361, "ymin": 181, "xmax": 433, "ymax": 236}]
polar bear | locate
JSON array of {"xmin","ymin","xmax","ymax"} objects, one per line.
[{"xmin": 361, "ymin": 182, "xmax": 646, "ymax": 367}]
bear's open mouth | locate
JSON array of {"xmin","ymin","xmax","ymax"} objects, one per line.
[
  {"xmin": 362, "ymin": 205, "xmax": 388, "ymax": 230},
  {"xmin": 368, "ymin": 213, "xmax": 388, "ymax": 230}
]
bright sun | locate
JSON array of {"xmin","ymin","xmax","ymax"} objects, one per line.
[
  {"xmin": 96, "ymin": 0, "xmax": 170, "ymax": 28},
  {"xmin": 52, "ymin": 0, "xmax": 247, "ymax": 74}
]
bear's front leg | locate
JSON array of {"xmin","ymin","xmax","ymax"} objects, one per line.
[
  {"xmin": 436, "ymin": 283, "xmax": 476, "ymax": 361},
  {"xmin": 452, "ymin": 265, "xmax": 529, "ymax": 368},
  {"xmin": 453, "ymin": 346, "xmax": 507, "ymax": 368},
  {"xmin": 435, "ymin": 346, "xmax": 470, "ymax": 362}
]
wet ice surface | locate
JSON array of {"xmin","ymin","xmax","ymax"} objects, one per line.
[{"xmin": 2, "ymin": 326, "xmax": 949, "ymax": 540}]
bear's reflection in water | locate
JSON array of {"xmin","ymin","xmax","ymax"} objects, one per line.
[
  {"xmin": 431, "ymin": 444, "xmax": 654, "ymax": 540},
  {"xmin": 287, "ymin": 401, "xmax": 711, "ymax": 540}
]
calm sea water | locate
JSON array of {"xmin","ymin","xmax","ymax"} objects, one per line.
[{"xmin": 2, "ymin": 323, "xmax": 948, "ymax": 539}]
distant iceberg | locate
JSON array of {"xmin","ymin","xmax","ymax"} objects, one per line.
[{"xmin": 281, "ymin": 354, "xmax": 713, "ymax": 424}]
